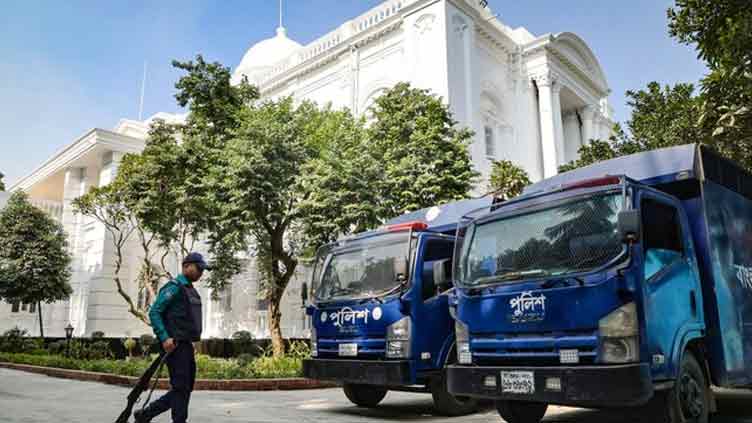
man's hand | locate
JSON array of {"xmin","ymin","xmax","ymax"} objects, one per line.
[{"xmin": 162, "ymin": 338, "xmax": 176, "ymax": 353}]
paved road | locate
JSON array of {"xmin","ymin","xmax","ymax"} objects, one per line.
[{"xmin": 1, "ymin": 368, "xmax": 751, "ymax": 422}]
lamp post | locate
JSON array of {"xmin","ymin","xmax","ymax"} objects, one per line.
[{"xmin": 64, "ymin": 323, "xmax": 74, "ymax": 357}]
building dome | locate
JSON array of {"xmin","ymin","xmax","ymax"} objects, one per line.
[{"xmin": 232, "ymin": 27, "xmax": 302, "ymax": 85}]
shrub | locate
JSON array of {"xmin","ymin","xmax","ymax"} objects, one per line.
[
  {"xmin": 250, "ymin": 355, "xmax": 303, "ymax": 378},
  {"xmin": 91, "ymin": 331, "xmax": 105, "ymax": 339},
  {"xmin": 139, "ymin": 334, "xmax": 156, "ymax": 356},
  {"xmin": 122, "ymin": 338, "xmax": 137, "ymax": 357},
  {"xmin": 89, "ymin": 340, "xmax": 113, "ymax": 360},
  {"xmin": 0, "ymin": 327, "xmax": 38, "ymax": 353},
  {"xmin": 236, "ymin": 353, "xmax": 255, "ymax": 367},
  {"xmin": 231, "ymin": 331, "xmax": 260, "ymax": 357},
  {"xmin": 47, "ymin": 340, "xmax": 66, "ymax": 356}
]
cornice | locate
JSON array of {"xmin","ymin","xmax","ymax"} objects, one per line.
[{"xmin": 11, "ymin": 129, "xmax": 144, "ymax": 192}]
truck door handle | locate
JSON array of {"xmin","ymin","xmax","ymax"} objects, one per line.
[{"xmin": 690, "ymin": 291, "xmax": 697, "ymax": 316}]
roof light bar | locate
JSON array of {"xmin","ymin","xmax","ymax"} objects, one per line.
[
  {"xmin": 562, "ymin": 175, "xmax": 621, "ymax": 191},
  {"xmin": 385, "ymin": 221, "xmax": 429, "ymax": 232}
]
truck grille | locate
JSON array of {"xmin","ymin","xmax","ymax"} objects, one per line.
[
  {"xmin": 471, "ymin": 330, "xmax": 598, "ymax": 366},
  {"xmin": 317, "ymin": 337, "xmax": 386, "ymax": 358}
]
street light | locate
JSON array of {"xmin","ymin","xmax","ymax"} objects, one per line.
[{"xmin": 64, "ymin": 323, "xmax": 74, "ymax": 357}]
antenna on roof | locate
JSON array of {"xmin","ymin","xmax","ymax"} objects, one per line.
[{"xmin": 138, "ymin": 61, "xmax": 148, "ymax": 121}]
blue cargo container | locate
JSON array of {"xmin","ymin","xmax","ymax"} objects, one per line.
[
  {"xmin": 447, "ymin": 144, "xmax": 752, "ymax": 422},
  {"xmin": 302, "ymin": 197, "xmax": 490, "ymax": 415}
]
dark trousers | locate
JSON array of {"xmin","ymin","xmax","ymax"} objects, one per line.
[{"xmin": 143, "ymin": 342, "xmax": 196, "ymax": 423}]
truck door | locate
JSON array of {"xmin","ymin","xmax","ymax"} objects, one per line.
[
  {"xmin": 413, "ymin": 235, "xmax": 455, "ymax": 371},
  {"xmin": 639, "ymin": 193, "xmax": 704, "ymax": 380}
]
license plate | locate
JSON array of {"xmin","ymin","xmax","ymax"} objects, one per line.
[
  {"xmin": 501, "ymin": 371, "xmax": 535, "ymax": 395},
  {"xmin": 338, "ymin": 343, "xmax": 358, "ymax": 357}
]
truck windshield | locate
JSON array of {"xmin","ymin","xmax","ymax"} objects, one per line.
[
  {"xmin": 458, "ymin": 193, "xmax": 625, "ymax": 287},
  {"xmin": 314, "ymin": 232, "xmax": 411, "ymax": 302}
]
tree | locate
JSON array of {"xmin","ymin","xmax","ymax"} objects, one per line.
[
  {"xmin": 74, "ymin": 56, "xmax": 259, "ymax": 325},
  {"xmin": 0, "ymin": 191, "xmax": 72, "ymax": 337},
  {"xmin": 559, "ymin": 82, "xmax": 706, "ymax": 172},
  {"xmin": 0, "ymin": 171, "xmax": 5, "ymax": 191},
  {"xmin": 223, "ymin": 84, "xmax": 478, "ymax": 356},
  {"xmin": 366, "ymin": 83, "xmax": 478, "ymax": 216},
  {"xmin": 668, "ymin": 0, "xmax": 752, "ymax": 167},
  {"xmin": 487, "ymin": 160, "xmax": 531, "ymax": 201}
]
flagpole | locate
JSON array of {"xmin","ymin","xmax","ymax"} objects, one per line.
[{"xmin": 138, "ymin": 61, "xmax": 147, "ymax": 121}]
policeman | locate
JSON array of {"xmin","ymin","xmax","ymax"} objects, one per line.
[{"xmin": 135, "ymin": 253, "xmax": 210, "ymax": 423}]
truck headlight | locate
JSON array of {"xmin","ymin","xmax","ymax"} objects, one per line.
[
  {"xmin": 455, "ymin": 320, "xmax": 472, "ymax": 364},
  {"xmin": 386, "ymin": 316, "xmax": 411, "ymax": 358},
  {"xmin": 310, "ymin": 320, "xmax": 318, "ymax": 357},
  {"xmin": 599, "ymin": 302, "xmax": 639, "ymax": 363}
]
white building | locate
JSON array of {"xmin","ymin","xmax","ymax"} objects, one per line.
[{"xmin": 2, "ymin": 0, "xmax": 613, "ymax": 339}]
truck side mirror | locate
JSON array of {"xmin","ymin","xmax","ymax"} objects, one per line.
[
  {"xmin": 394, "ymin": 257, "xmax": 408, "ymax": 282},
  {"xmin": 433, "ymin": 259, "xmax": 452, "ymax": 291},
  {"xmin": 618, "ymin": 210, "xmax": 641, "ymax": 243},
  {"xmin": 301, "ymin": 282, "xmax": 309, "ymax": 307}
]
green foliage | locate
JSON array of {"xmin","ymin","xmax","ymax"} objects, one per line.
[
  {"xmin": 668, "ymin": 0, "xmax": 752, "ymax": 166},
  {"xmin": 488, "ymin": 160, "xmax": 531, "ymax": 200},
  {"xmin": 47, "ymin": 340, "xmax": 66, "ymax": 355},
  {"xmin": 235, "ymin": 353, "xmax": 256, "ymax": 367},
  {"xmin": 0, "ymin": 171, "xmax": 5, "ymax": 191},
  {"xmin": 231, "ymin": 331, "xmax": 261, "ymax": 356},
  {"xmin": 139, "ymin": 334, "xmax": 156, "ymax": 356},
  {"xmin": 0, "ymin": 328, "xmax": 38, "ymax": 353},
  {"xmin": 0, "ymin": 347, "xmax": 305, "ymax": 379},
  {"xmin": 91, "ymin": 331, "xmax": 105, "ymax": 339},
  {"xmin": 122, "ymin": 338, "xmax": 137, "ymax": 357},
  {"xmin": 559, "ymin": 82, "xmax": 707, "ymax": 172},
  {"xmin": 66, "ymin": 339, "xmax": 113, "ymax": 360},
  {"xmin": 0, "ymin": 191, "xmax": 72, "ymax": 305},
  {"xmin": 366, "ymin": 83, "xmax": 478, "ymax": 216}
]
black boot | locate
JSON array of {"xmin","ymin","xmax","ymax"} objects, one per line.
[{"xmin": 133, "ymin": 408, "xmax": 151, "ymax": 423}]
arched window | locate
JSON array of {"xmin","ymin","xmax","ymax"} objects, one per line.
[{"xmin": 480, "ymin": 90, "xmax": 513, "ymax": 160}]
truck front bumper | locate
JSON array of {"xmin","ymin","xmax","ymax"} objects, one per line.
[
  {"xmin": 303, "ymin": 358, "xmax": 412, "ymax": 386},
  {"xmin": 447, "ymin": 363, "xmax": 653, "ymax": 408}
]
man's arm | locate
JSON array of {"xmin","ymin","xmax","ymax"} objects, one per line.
[{"xmin": 149, "ymin": 282, "xmax": 179, "ymax": 343}]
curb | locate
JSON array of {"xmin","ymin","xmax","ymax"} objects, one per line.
[{"xmin": 0, "ymin": 362, "xmax": 338, "ymax": 391}]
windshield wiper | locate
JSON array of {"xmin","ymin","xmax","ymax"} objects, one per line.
[{"xmin": 474, "ymin": 269, "xmax": 550, "ymax": 286}]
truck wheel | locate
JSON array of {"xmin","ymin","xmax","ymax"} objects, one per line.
[
  {"xmin": 430, "ymin": 374, "xmax": 479, "ymax": 416},
  {"xmin": 664, "ymin": 352, "xmax": 710, "ymax": 423},
  {"xmin": 495, "ymin": 400, "xmax": 548, "ymax": 423},
  {"xmin": 343, "ymin": 383, "xmax": 387, "ymax": 408}
]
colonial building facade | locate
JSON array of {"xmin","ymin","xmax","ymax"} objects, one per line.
[{"xmin": 2, "ymin": 0, "xmax": 613, "ymax": 339}]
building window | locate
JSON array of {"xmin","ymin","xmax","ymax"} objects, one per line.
[
  {"xmin": 11, "ymin": 302, "xmax": 20, "ymax": 313},
  {"xmin": 484, "ymin": 125, "xmax": 496, "ymax": 158}
]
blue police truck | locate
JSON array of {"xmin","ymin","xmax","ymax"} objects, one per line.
[
  {"xmin": 447, "ymin": 144, "xmax": 752, "ymax": 422},
  {"xmin": 302, "ymin": 199, "xmax": 490, "ymax": 415}
]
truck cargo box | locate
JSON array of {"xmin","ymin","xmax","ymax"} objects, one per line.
[{"xmin": 525, "ymin": 144, "xmax": 752, "ymax": 386}]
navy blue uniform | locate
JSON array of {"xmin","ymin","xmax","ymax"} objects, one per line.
[{"xmin": 141, "ymin": 274, "xmax": 202, "ymax": 423}]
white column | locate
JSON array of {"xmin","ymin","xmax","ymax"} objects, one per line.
[
  {"xmin": 563, "ymin": 112, "xmax": 580, "ymax": 163},
  {"xmin": 551, "ymin": 83, "xmax": 566, "ymax": 168},
  {"xmin": 61, "ymin": 167, "xmax": 90, "ymax": 335},
  {"xmin": 534, "ymin": 74, "xmax": 562, "ymax": 178},
  {"xmin": 580, "ymin": 104, "xmax": 597, "ymax": 145}
]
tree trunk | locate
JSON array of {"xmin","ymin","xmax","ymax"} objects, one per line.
[
  {"xmin": 37, "ymin": 302, "xmax": 44, "ymax": 338},
  {"xmin": 269, "ymin": 294, "xmax": 285, "ymax": 357}
]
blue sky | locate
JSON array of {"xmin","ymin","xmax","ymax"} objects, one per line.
[{"xmin": 0, "ymin": 0, "xmax": 706, "ymax": 186}]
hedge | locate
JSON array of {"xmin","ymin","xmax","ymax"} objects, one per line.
[{"xmin": 0, "ymin": 352, "xmax": 303, "ymax": 379}]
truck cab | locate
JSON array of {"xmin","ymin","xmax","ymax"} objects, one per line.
[
  {"xmin": 303, "ymin": 199, "xmax": 488, "ymax": 416},
  {"xmin": 447, "ymin": 145, "xmax": 752, "ymax": 423}
]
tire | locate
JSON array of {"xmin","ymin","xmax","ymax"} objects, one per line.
[
  {"xmin": 430, "ymin": 373, "xmax": 479, "ymax": 416},
  {"xmin": 496, "ymin": 400, "xmax": 548, "ymax": 423},
  {"xmin": 343, "ymin": 383, "xmax": 388, "ymax": 408},
  {"xmin": 649, "ymin": 351, "xmax": 709, "ymax": 423}
]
